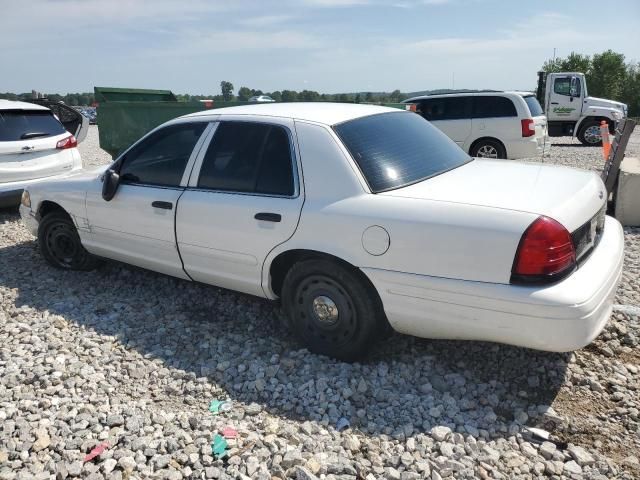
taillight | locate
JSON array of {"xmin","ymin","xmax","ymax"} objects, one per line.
[
  {"xmin": 56, "ymin": 135, "xmax": 77, "ymax": 149},
  {"xmin": 511, "ymin": 216, "xmax": 576, "ymax": 284},
  {"xmin": 521, "ymin": 119, "xmax": 535, "ymax": 137}
]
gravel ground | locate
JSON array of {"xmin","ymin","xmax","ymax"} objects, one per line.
[{"xmin": 1, "ymin": 126, "xmax": 639, "ymax": 480}]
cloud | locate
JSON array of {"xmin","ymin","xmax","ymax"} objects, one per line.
[{"xmin": 238, "ymin": 14, "xmax": 296, "ymax": 27}]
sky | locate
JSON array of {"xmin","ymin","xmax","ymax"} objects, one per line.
[{"xmin": 1, "ymin": 0, "xmax": 639, "ymax": 95}]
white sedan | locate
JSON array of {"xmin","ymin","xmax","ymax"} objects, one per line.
[{"xmin": 20, "ymin": 103, "xmax": 624, "ymax": 360}]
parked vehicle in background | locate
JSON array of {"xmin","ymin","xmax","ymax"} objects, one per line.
[
  {"xmin": 0, "ymin": 100, "xmax": 86, "ymax": 207},
  {"xmin": 20, "ymin": 103, "xmax": 623, "ymax": 360},
  {"xmin": 536, "ymin": 72, "xmax": 627, "ymax": 146},
  {"xmin": 403, "ymin": 91, "xmax": 548, "ymax": 159},
  {"xmin": 248, "ymin": 95, "xmax": 276, "ymax": 103}
]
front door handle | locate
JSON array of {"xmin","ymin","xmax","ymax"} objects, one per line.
[
  {"xmin": 152, "ymin": 201, "xmax": 173, "ymax": 210},
  {"xmin": 254, "ymin": 212, "xmax": 281, "ymax": 222}
]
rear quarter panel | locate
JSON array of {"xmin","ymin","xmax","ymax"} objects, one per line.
[{"xmin": 263, "ymin": 120, "xmax": 536, "ymax": 295}]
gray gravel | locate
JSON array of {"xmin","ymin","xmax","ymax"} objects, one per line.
[{"xmin": 1, "ymin": 127, "xmax": 639, "ymax": 479}]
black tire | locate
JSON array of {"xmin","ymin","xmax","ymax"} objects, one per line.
[
  {"xmin": 470, "ymin": 139, "xmax": 507, "ymax": 159},
  {"xmin": 38, "ymin": 212, "xmax": 101, "ymax": 270},
  {"xmin": 281, "ymin": 258, "xmax": 384, "ymax": 361},
  {"xmin": 577, "ymin": 120, "xmax": 603, "ymax": 146}
]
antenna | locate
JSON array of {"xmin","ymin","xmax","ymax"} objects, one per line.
[{"xmin": 452, "ymin": 72, "xmax": 455, "ymax": 89}]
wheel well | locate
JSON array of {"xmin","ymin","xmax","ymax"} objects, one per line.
[
  {"xmin": 469, "ymin": 137, "xmax": 506, "ymax": 155},
  {"xmin": 38, "ymin": 201, "xmax": 70, "ymax": 220},
  {"xmin": 269, "ymin": 249, "xmax": 381, "ymax": 305}
]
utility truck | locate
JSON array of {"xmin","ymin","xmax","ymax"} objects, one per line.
[{"xmin": 536, "ymin": 72, "xmax": 627, "ymax": 146}]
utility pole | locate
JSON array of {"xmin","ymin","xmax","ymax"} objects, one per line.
[{"xmin": 552, "ymin": 48, "xmax": 556, "ymax": 63}]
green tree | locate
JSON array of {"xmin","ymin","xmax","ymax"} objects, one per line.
[
  {"xmin": 588, "ymin": 49, "xmax": 627, "ymax": 100},
  {"xmin": 281, "ymin": 90, "xmax": 298, "ymax": 102},
  {"xmin": 220, "ymin": 81, "xmax": 234, "ymax": 101},
  {"xmin": 299, "ymin": 90, "xmax": 320, "ymax": 102},
  {"xmin": 269, "ymin": 91, "xmax": 282, "ymax": 102},
  {"xmin": 237, "ymin": 86, "xmax": 252, "ymax": 101},
  {"xmin": 622, "ymin": 62, "xmax": 640, "ymax": 116}
]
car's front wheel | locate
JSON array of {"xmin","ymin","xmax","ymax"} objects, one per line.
[
  {"xmin": 38, "ymin": 212, "xmax": 101, "ymax": 270},
  {"xmin": 577, "ymin": 120, "xmax": 603, "ymax": 146},
  {"xmin": 281, "ymin": 258, "xmax": 383, "ymax": 361}
]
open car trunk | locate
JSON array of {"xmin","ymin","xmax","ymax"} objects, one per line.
[{"xmin": 26, "ymin": 99, "xmax": 88, "ymax": 144}]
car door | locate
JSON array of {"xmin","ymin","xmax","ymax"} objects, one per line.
[
  {"xmin": 418, "ymin": 97, "xmax": 471, "ymax": 147},
  {"xmin": 176, "ymin": 117, "xmax": 304, "ymax": 297},
  {"xmin": 548, "ymin": 76, "xmax": 582, "ymax": 121},
  {"xmin": 84, "ymin": 121, "xmax": 211, "ymax": 279}
]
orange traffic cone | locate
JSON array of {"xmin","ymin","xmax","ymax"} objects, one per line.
[{"xmin": 600, "ymin": 120, "xmax": 611, "ymax": 160}]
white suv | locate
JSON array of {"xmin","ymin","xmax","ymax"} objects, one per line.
[
  {"xmin": 403, "ymin": 91, "xmax": 549, "ymax": 159},
  {"xmin": 0, "ymin": 100, "xmax": 85, "ymax": 207}
]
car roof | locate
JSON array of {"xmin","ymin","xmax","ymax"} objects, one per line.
[
  {"xmin": 0, "ymin": 99, "xmax": 50, "ymax": 111},
  {"xmin": 404, "ymin": 90, "xmax": 536, "ymax": 103},
  {"xmin": 182, "ymin": 102, "xmax": 402, "ymax": 126}
]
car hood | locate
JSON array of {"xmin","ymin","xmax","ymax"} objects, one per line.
[{"xmin": 380, "ymin": 159, "xmax": 605, "ymax": 232}]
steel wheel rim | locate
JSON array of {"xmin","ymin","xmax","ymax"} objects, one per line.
[
  {"xmin": 477, "ymin": 145, "xmax": 498, "ymax": 158},
  {"xmin": 46, "ymin": 223, "xmax": 78, "ymax": 267},
  {"xmin": 295, "ymin": 274, "xmax": 357, "ymax": 346},
  {"xmin": 584, "ymin": 125, "xmax": 601, "ymax": 144}
]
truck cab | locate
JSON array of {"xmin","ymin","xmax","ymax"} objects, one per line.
[{"xmin": 537, "ymin": 72, "xmax": 627, "ymax": 145}]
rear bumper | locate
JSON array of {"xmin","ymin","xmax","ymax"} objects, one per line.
[
  {"xmin": 507, "ymin": 136, "xmax": 550, "ymax": 159},
  {"xmin": 0, "ymin": 164, "xmax": 83, "ymax": 205},
  {"xmin": 363, "ymin": 216, "xmax": 624, "ymax": 352}
]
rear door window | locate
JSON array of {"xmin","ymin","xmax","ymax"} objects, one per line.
[
  {"xmin": 197, "ymin": 121, "xmax": 295, "ymax": 196},
  {"xmin": 119, "ymin": 122, "xmax": 206, "ymax": 187},
  {"xmin": 472, "ymin": 96, "xmax": 517, "ymax": 118},
  {"xmin": 419, "ymin": 97, "xmax": 469, "ymax": 121},
  {"xmin": 523, "ymin": 95, "xmax": 544, "ymax": 116},
  {"xmin": 0, "ymin": 110, "xmax": 66, "ymax": 141}
]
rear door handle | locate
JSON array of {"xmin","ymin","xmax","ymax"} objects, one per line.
[
  {"xmin": 152, "ymin": 201, "xmax": 173, "ymax": 210},
  {"xmin": 254, "ymin": 212, "xmax": 281, "ymax": 222},
  {"xmin": 550, "ymin": 102, "xmax": 559, "ymax": 105}
]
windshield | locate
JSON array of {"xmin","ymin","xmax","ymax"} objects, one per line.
[
  {"xmin": 523, "ymin": 95, "xmax": 544, "ymax": 117},
  {"xmin": 0, "ymin": 109, "xmax": 66, "ymax": 141},
  {"xmin": 334, "ymin": 111, "xmax": 471, "ymax": 193}
]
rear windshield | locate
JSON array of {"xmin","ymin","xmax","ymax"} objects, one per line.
[
  {"xmin": 523, "ymin": 95, "xmax": 544, "ymax": 116},
  {"xmin": 0, "ymin": 110, "xmax": 66, "ymax": 141},
  {"xmin": 334, "ymin": 111, "xmax": 471, "ymax": 193}
]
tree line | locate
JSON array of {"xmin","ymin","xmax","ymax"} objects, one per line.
[
  {"xmin": 542, "ymin": 49, "xmax": 639, "ymax": 116},
  {"xmin": 180, "ymin": 83, "xmax": 409, "ymax": 104},
  {"xmin": 1, "ymin": 49, "xmax": 637, "ymax": 115}
]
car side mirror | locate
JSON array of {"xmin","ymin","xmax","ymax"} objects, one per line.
[{"xmin": 101, "ymin": 168, "xmax": 120, "ymax": 201}]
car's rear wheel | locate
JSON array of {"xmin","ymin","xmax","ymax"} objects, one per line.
[
  {"xmin": 470, "ymin": 139, "xmax": 507, "ymax": 159},
  {"xmin": 577, "ymin": 120, "xmax": 603, "ymax": 146},
  {"xmin": 281, "ymin": 258, "xmax": 382, "ymax": 361},
  {"xmin": 38, "ymin": 212, "xmax": 101, "ymax": 270}
]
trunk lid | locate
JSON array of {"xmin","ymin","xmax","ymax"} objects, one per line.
[{"xmin": 381, "ymin": 159, "xmax": 605, "ymax": 232}]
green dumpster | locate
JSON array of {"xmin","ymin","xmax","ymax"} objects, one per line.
[{"xmin": 95, "ymin": 86, "xmax": 412, "ymax": 159}]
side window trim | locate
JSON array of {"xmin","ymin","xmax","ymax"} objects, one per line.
[
  {"xmin": 187, "ymin": 120, "xmax": 300, "ymax": 199},
  {"xmin": 117, "ymin": 121, "xmax": 209, "ymax": 190}
]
